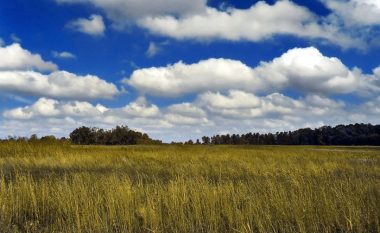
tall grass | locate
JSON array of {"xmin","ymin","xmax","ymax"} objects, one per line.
[{"xmin": 0, "ymin": 142, "xmax": 379, "ymax": 232}]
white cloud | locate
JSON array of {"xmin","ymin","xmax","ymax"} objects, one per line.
[
  {"xmin": 67, "ymin": 14, "xmax": 106, "ymax": 36},
  {"xmin": 54, "ymin": 0, "xmax": 380, "ymax": 48},
  {"xmin": 358, "ymin": 65, "xmax": 380, "ymax": 96},
  {"xmin": 164, "ymin": 113, "xmax": 209, "ymax": 126},
  {"xmin": 197, "ymin": 91, "xmax": 306, "ymax": 119},
  {"xmin": 198, "ymin": 90, "xmax": 261, "ymax": 110},
  {"xmin": 165, "ymin": 102, "xmax": 208, "ymax": 125},
  {"xmin": 146, "ymin": 42, "xmax": 160, "ymax": 58},
  {"xmin": 119, "ymin": 96, "xmax": 160, "ymax": 118},
  {"xmin": 3, "ymin": 91, "xmax": 377, "ymax": 142},
  {"xmin": 190, "ymin": 90, "xmax": 356, "ymax": 138},
  {"xmin": 57, "ymin": 0, "xmax": 207, "ymax": 28},
  {"xmin": 0, "ymin": 38, "xmax": 4, "ymax": 46},
  {"xmin": 0, "ymin": 43, "xmax": 119, "ymax": 100},
  {"xmin": 52, "ymin": 51, "xmax": 76, "ymax": 59},
  {"xmin": 257, "ymin": 47, "xmax": 360, "ymax": 94},
  {"xmin": 1, "ymin": 97, "xmax": 167, "ymax": 139},
  {"xmin": 10, "ymin": 33, "xmax": 22, "ymax": 43},
  {"xmin": 126, "ymin": 47, "xmax": 376, "ymax": 97},
  {"xmin": 363, "ymin": 96, "xmax": 380, "ymax": 114},
  {"xmin": 139, "ymin": 1, "xmax": 356, "ymax": 47},
  {"xmin": 0, "ymin": 71, "xmax": 119, "ymax": 100},
  {"xmin": 3, "ymin": 98, "xmax": 106, "ymax": 120},
  {"xmin": 167, "ymin": 103, "xmax": 206, "ymax": 118},
  {"xmin": 4, "ymin": 98, "xmax": 60, "ymax": 119},
  {"xmin": 324, "ymin": 0, "xmax": 380, "ymax": 26},
  {"xmin": 126, "ymin": 58, "xmax": 262, "ymax": 97},
  {"xmin": 0, "ymin": 43, "xmax": 57, "ymax": 71},
  {"xmin": 319, "ymin": 0, "xmax": 380, "ymax": 48}
]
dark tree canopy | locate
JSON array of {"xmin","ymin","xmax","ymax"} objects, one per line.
[
  {"xmin": 198, "ymin": 124, "xmax": 380, "ymax": 146},
  {"xmin": 2, "ymin": 123, "xmax": 379, "ymax": 146},
  {"xmin": 69, "ymin": 126, "xmax": 161, "ymax": 145}
]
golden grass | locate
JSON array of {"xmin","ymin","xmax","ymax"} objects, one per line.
[{"xmin": 0, "ymin": 141, "xmax": 379, "ymax": 232}]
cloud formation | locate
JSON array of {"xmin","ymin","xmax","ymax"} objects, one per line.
[
  {"xmin": 0, "ymin": 43, "xmax": 119, "ymax": 100},
  {"xmin": 146, "ymin": 42, "xmax": 160, "ymax": 58},
  {"xmin": 0, "ymin": 43, "xmax": 57, "ymax": 71},
  {"xmin": 3, "ymin": 97, "xmax": 107, "ymax": 120},
  {"xmin": 57, "ymin": 0, "xmax": 206, "ymax": 28},
  {"xmin": 0, "ymin": 71, "xmax": 119, "ymax": 100},
  {"xmin": 139, "ymin": 1, "xmax": 355, "ymax": 47},
  {"xmin": 67, "ymin": 14, "xmax": 106, "ymax": 36},
  {"xmin": 2, "ymin": 90, "xmax": 379, "ymax": 142},
  {"xmin": 324, "ymin": 0, "xmax": 380, "ymax": 26},
  {"xmin": 126, "ymin": 47, "xmax": 375, "ymax": 97},
  {"xmin": 52, "ymin": 51, "xmax": 76, "ymax": 59},
  {"xmin": 55, "ymin": 0, "xmax": 380, "ymax": 48}
]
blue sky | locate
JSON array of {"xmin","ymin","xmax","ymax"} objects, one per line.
[{"xmin": 0, "ymin": 0, "xmax": 380, "ymax": 142}]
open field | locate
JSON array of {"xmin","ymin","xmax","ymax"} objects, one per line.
[{"xmin": 0, "ymin": 142, "xmax": 379, "ymax": 232}]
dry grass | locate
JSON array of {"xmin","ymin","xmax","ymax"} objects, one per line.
[{"xmin": 0, "ymin": 141, "xmax": 379, "ymax": 232}]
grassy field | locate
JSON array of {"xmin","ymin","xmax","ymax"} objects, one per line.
[{"xmin": 0, "ymin": 142, "xmax": 379, "ymax": 232}]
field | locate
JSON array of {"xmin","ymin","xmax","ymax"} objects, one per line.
[{"xmin": 0, "ymin": 142, "xmax": 379, "ymax": 233}]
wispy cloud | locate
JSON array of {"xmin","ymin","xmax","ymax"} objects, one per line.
[
  {"xmin": 52, "ymin": 51, "xmax": 76, "ymax": 59},
  {"xmin": 66, "ymin": 14, "xmax": 106, "ymax": 36}
]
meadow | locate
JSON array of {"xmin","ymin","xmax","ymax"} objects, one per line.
[{"xmin": 0, "ymin": 141, "xmax": 379, "ymax": 233}]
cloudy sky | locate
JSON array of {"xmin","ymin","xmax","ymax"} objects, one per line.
[{"xmin": 0, "ymin": 0, "xmax": 380, "ymax": 142}]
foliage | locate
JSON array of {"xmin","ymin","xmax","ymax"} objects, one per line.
[
  {"xmin": 198, "ymin": 123, "xmax": 380, "ymax": 146},
  {"xmin": 69, "ymin": 125, "xmax": 162, "ymax": 145},
  {"xmin": 0, "ymin": 143, "xmax": 379, "ymax": 232}
]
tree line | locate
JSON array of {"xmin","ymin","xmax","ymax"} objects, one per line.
[
  {"xmin": 192, "ymin": 124, "xmax": 380, "ymax": 146},
  {"xmin": 0, "ymin": 126, "xmax": 161, "ymax": 145},
  {"xmin": 69, "ymin": 126, "xmax": 162, "ymax": 145},
  {"xmin": 1, "ymin": 124, "xmax": 380, "ymax": 146}
]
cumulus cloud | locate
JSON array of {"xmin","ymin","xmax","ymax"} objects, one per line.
[
  {"xmin": 55, "ymin": 0, "xmax": 380, "ymax": 48},
  {"xmin": 165, "ymin": 103, "xmax": 209, "ymax": 126},
  {"xmin": 0, "ymin": 43, "xmax": 119, "ymax": 100},
  {"xmin": 0, "ymin": 38, "xmax": 4, "ymax": 46},
  {"xmin": 256, "ymin": 47, "xmax": 360, "ymax": 94},
  {"xmin": 197, "ymin": 90, "xmax": 346, "ymax": 119},
  {"xmin": 167, "ymin": 103, "xmax": 206, "ymax": 118},
  {"xmin": 323, "ymin": 0, "xmax": 380, "ymax": 26},
  {"xmin": 188, "ymin": 90, "xmax": 362, "ymax": 140},
  {"xmin": 358, "ymin": 65, "xmax": 380, "ymax": 96},
  {"xmin": 139, "ymin": 1, "xmax": 355, "ymax": 47},
  {"xmin": 57, "ymin": 0, "xmax": 207, "ymax": 28},
  {"xmin": 0, "ymin": 43, "xmax": 57, "ymax": 71},
  {"xmin": 3, "ymin": 98, "xmax": 106, "ymax": 120},
  {"xmin": 1, "ymin": 97, "xmax": 167, "ymax": 138},
  {"xmin": 119, "ymin": 96, "xmax": 160, "ymax": 118},
  {"xmin": 0, "ymin": 71, "xmax": 119, "ymax": 100},
  {"xmin": 126, "ymin": 47, "xmax": 376, "ymax": 97},
  {"xmin": 52, "ymin": 51, "xmax": 76, "ymax": 59},
  {"xmin": 198, "ymin": 91, "xmax": 261, "ymax": 111},
  {"xmin": 319, "ymin": 0, "xmax": 380, "ymax": 48},
  {"xmin": 363, "ymin": 96, "xmax": 380, "ymax": 114},
  {"xmin": 67, "ymin": 14, "xmax": 106, "ymax": 36},
  {"xmin": 126, "ymin": 58, "xmax": 261, "ymax": 97},
  {"xmin": 3, "ymin": 91, "xmax": 378, "ymax": 142}
]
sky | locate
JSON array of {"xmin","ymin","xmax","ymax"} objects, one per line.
[{"xmin": 0, "ymin": 0, "xmax": 380, "ymax": 142}]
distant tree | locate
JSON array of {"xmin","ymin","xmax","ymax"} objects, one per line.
[
  {"xmin": 69, "ymin": 126, "xmax": 95, "ymax": 145},
  {"xmin": 29, "ymin": 134, "xmax": 39, "ymax": 142},
  {"xmin": 40, "ymin": 135, "xmax": 57, "ymax": 142},
  {"xmin": 185, "ymin": 140, "xmax": 194, "ymax": 145},
  {"xmin": 69, "ymin": 125, "xmax": 161, "ymax": 145},
  {"xmin": 201, "ymin": 136, "xmax": 210, "ymax": 145}
]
